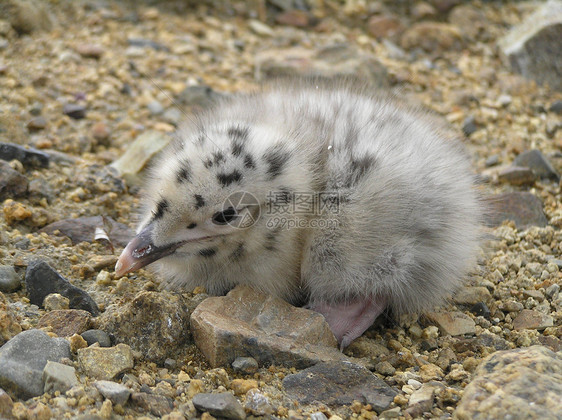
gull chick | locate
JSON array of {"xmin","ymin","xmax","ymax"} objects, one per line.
[{"xmin": 115, "ymin": 79, "xmax": 482, "ymax": 348}]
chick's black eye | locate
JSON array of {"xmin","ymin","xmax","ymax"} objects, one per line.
[{"xmin": 212, "ymin": 207, "xmax": 237, "ymax": 225}]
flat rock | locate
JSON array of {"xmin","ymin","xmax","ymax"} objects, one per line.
[
  {"xmin": 453, "ymin": 287, "xmax": 492, "ymax": 306},
  {"xmin": 425, "ymin": 311, "xmax": 476, "ymax": 336},
  {"xmin": 513, "ymin": 149, "xmax": 560, "ymax": 182},
  {"xmin": 81, "ymin": 329, "xmax": 111, "ymax": 348},
  {"xmin": 455, "ymin": 346, "xmax": 562, "ymax": 419},
  {"xmin": 0, "ymin": 142, "xmax": 49, "ymax": 168},
  {"xmin": 39, "ymin": 216, "xmax": 133, "ymax": 247},
  {"xmin": 37, "ymin": 309, "xmax": 92, "ymax": 337},
  {"xmin": 0, "ymin": 265, "xmax": 21, "ymax": 293},
  {"xmin": 485, "ymin": 192, "xmax": 548, "ymax": 229},
  {"xmin": 406, "ymin": 382, "xmax": 444, "ymax": 417},
  {"xmin": 24, "ymin": 260, "xmax": 100, "ymax": 316},
  {"xmin": 0, "ymin": 160, "xmax": 28, "ymax": 200},
  {"xmin": 42, "ymin": 361, "xmax": 78, "ymax": 394},
  {"xmin": 512, "ymin": 309, "xmax": 554, "ymax": 330},
  {"xmin": 96, "ymin": 291, "xmax": 191, "ymax": 363},
  {"xmin": 192, "ymin": 392, "xmax": 246, "ymax": 420},
  {"xmin": 401, "ymin": 22, "xmax": 464, "ymax": 52},
  {"xmin": 63, "ymin": 103, "xmax": 87, "ymax": 119},
  {"xmin": 76, "ymin": 343, "xmax": 134, "ymax": 380},
  {"xmin": 110, "ymin": 130, "xmax": 172, "ymax": 184},
  {"xmin": 130, "ymin": 392, "xmax": 174, "ymax": 417},
  {"xmin": 0, "ymin": 329, "xmax": 71, "ymax": 399},
  {"xmin": 190, "ymin": 285, "xmax": 348, "ymax": 368},
  {"xmin": 497, "ymin": 166, "xmax": 536, "ymax": 186},
  {"xmin": 498, "ymin": 0, "xmax": 562, "ymax": 90},
  {"xmin": 94, "ymin": 380, "xmax": 131, "ymax": 406},
  {"xmin": 255, "ymin": 44, "xmax": 388, "ymax": 87},
  {"xmin": 282, "ymin": 361, "xmax": 397, "ymax": 413}
]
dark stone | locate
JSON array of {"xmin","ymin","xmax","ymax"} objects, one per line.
[
  {"xmin": 513, "ymin": 149, "xmax": 560, "ymax": 182},
  {"xmin": 462, "ymin": 116, "xmax": 478, "ymax": 136},
  {"xmin": 470, "ymin": 302, "xmax": 491, "ymax": 318},
  {"xmin": 63, "ymin": 103, "xmax": 87, "ymax": 119},
  {"xmin": 0, "ymin": 160, "xmax": 28, "ymax": 200},
  {"xmin": 282, "ymin": 361, "xmax": 397, "ymax": 413},
  {"xmin": 485, "ymin": 192, "xmax": 548, "ymax": 229},
  {"xmin": 127, "ymin": 38, "xmax": 169, "ymax": 51},
  {"xmin": 0, "ymin": 265, "xmax": 21, "ymax": 293},
  {"xmin": 81, "ymin": 329, "xmax": 112, "ymax": 347},
  {"xmin": 39, "ymin": 216, "xmax": 133, "ymax": 247},
  {"xmin": 192, "ymin": 392, "xmax": 246, "ymax": 420},
  {"xmin": 0, "ymin": 142, "xmax": 50, "ymax": 168},
  {"xmin": 497, "ymin": 166, "xmax": 536, "ymax": 186},
  {"xmin": 232, "ymin": 357, "xmax": 258, "ymax": 375},
  {"xmin": 0, "ymin": 329, "xmax": 71, "ymax": 399},
  {"xmin": 24, "ymin": 260, "xmax": 100, "ymax": 316},
  {"xmin": 549, "ymin": 100, "xmax": 562, "ymax": 114},
  {"xmin": 453, "ymin": 333, "xmax": 510, "ymax": 353},
  {"xmin": 26, "ymin": 116, "xmax": 47, "ymax": 131},
  {"xmin": 130, "ymin": 392, "xmax": 174, "ymax": 417}
]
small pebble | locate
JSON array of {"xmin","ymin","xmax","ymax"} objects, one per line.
[
  {"xmin": 231, "ymin": 357, "xmax": 258, "ymax": 374},
  {"xmin": 462, "ymin": 116, "xmax": 478, "ymax": 136},
  {"xmin": 0, "ymin": 265, "xmax": 21, "ymax": 293},
  {"xmin": 63, "ymin": 104, "xmax": 87, "ymax": 120}
]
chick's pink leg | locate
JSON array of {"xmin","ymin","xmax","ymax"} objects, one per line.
[{"xmin": 309, "ymin": 296, "xmax": 387, "ymax": 350}]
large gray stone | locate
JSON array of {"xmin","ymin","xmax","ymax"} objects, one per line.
[
  {"xmin": 498, "ymin": 0, "xmax": 562, "ymax": 90},
  {"xmin": 192, "ymin": 392, "xmax": 246, "ymax": 420},
  {"xmin": 0, "ymin": 329, "xmax": 71, "ymax": 399},
  {"xmin": 455, "ymin": 346, "xmax": 562, "ymax": 419}
]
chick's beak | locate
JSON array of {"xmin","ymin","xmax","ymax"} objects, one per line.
[{"xmin": 114, "ymin": 224, "xmax": 184, "ymax": 277}]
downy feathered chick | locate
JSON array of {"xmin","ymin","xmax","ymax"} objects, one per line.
[{"xmin": 115, "ymin": 79, "xmax": 482, "ymax": 349}]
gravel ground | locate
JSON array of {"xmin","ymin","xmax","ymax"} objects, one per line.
[{"xmin": 0, "ymin": 0, "xmax": 561, "ymax": 419}]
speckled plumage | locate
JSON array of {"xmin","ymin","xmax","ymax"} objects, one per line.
[{"xmin": 116, "ymin": 78, "xmax": 483, "ymax": 348}]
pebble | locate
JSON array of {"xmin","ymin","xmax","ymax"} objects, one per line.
[
  {"xmin": 497, "ymin": 0, "xmax": 562, "ymax": 90},
  {"xmin": 76, "ymin": 343, "xmax": 134, "ymax": 380},
  {"xmin": 400, "ymin": 22, "xmax": 463, "ymax": 52},
  {"xmin": 497, "ymin": 166, "xmax": 536, "ymax": 186},
  {"xmin": 282, "ymin": 361, "xmax": 398, "ymax": 413},
  {"xmin": 485, "ymin": 154, "xmax": 499, "ymax": 167},
  {"xmin": 43, "ymin": 293, "xmax": 70, "ymax": 311},
  {"xmin": 461, "ymin": 116, "xmax": 478, "ymax": 136},
  {"xmin": 190, "ymin": 285, "xmax": 347, "ymax": 368},
  {"xmin": 0, "ymin": 265, "xmax": 21, "ymax": 293},
  {"xmin": 406, "ymin": 383, "xmax": 441, "ymax": 417},
  {"xmin": 513, "ymin": 149, "xmax": 560, "ymax": 182},
  {"xmin": 455, "ymin": 346, "xmax": 562, "ymax": 419},
  {"xmin": 131, "ymin": 392, "xmax": 174, "ymax": 417},
  {"xmin": 63, "ymin": 103, "xmax": 87, "ymax": 120},
  {"xmin": 0, "ymin": 388, "xmax": 13, "ymax": 418},
  {"xmin": 453, "ymin": 286, "xmax": 492, "ymax": 306},
  {"xmin": 127, "ymin": 38, "xmax": 169, "ymax": 51},
  {"xmin": 176, "ymin": 85, "xmax": 224, "ymax": 110},
  {"xmin": 275, "ymin": 10, "xmax": 313, "ymax": 27},
  {"xmin": 4, "ymin": 0, "xmax": 53, "ymax": 34},
  {"xmin": 81, "ymin": 329, "xmax": 112, "ymax": 348},
  {"xmin": 469, "ymin": 302, "xmax": 491, "ymax": 318},
  {"xmin": 91, "ymin": 122, "xmax": 111, "ymax": 144},
  {"xmin": 512, "ymin": 309, "xmax": 554, "ymax": 330},
  {"xmin": 425, "ymin": 311, "xmax": 476, "ymax": 336},
  {"xmin": 485, "ymin": 192, "xmax": 548, "ymax": 229},
  {"xmin": 0, "ymin": 142, "xmax": 50, "ymax": 168},
  {"xmin": 26, "ymin": 116, "xmax": 47, "ymax": 131},
  {"xmin": 40, "ymin": 216, "xmax": 133, "ymax": 247},
  {"xmin": 248, "ymin": 20, "xmax": 274, "ymax": 37},
  {"xmin": 231, "ymin": 357, "xmax": 258, "ymax": 375},
  {"xmin": 162, "ymin": 107, "xmax": 183, "ymax": 126},
  {"xmin": 43, "ymin": 361, "xmax": 78, "ymax": 394},
  {"xmin": 367, "ymin": 15, "xmax": 405, "ymax": 39},
  {"xmin": 230, "ymin": 379, "xmax": 257, "ymax": 395},
  {"xmin": 94, "ymin": 380, "xmax": 131, "ymax": 406},
  {"xmin": 549, "ymin": 99, "xmax": 562, "ymax": 114},
  {"xmin": 0, "ymin": 329, "xmax": 71, "ymax": 399},
  {"xmin": 147, "ymin": 100, "xmax": 164, "ymax": 115},
  {"xmin": 0, "ymin": 293, "xmax": 22, "ymax": 346},
  {"xmin": 110, "ymin": 130, "xmax": 172, "ymax": 185},
  {"xmin": 37, "ymin": 309, "xmax": 92, "ymax": 337},
  {"xmin": 244, "ymin": 389, "xmax": 274, "ymax": 416},
  {"xmin": 24, "ymin": 260, "xmax": 100, "ymax": 315},
  {"xmin": 96, "ymin": 291, "xmax": 191, "ymax": 363},
  {"xmin": 75, "ymin": 44, "xmax": 104, "ymax": 59},
  {"xmin": 192, "ymin": 392, "xmax": 246, "ymax": 420}
]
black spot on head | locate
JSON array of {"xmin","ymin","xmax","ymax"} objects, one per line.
[
  {"xmin": 176, "ymin": 162, "xmax": 191, "ymax": 183},
  {"xmin": 187, "ymin": 222, "xmax": 197, "ymax": 229},
  {"xmin": 230, "ymin": 242, "xmax": 245, "ymax": 261},
  {"xmin": 203, "ymin": 158, "xmax": 213, "ymax": 169},
  {"xmin": 264, "ymin": 228, "xmax": 281, "ymax": 251},
  {"xmin": 227, "ymin": 126, "xmax": 249, "ymax": 142},
  {"xmin": 346, "ymin": 155, "xmax": 375, "ymax": 187},
  {"xmin": 153, "ymin": 199, "xmax": 169, "ymax": 220},
  {"xmin": 244, "ymin": 154, "xmax": 256, "ymax": 169},
  {"xmin": 199, "ymin": 247, "xmax": 217, "ymax": 257},
  {"xmin": 264, "ymin": 145, "xmax": 291, "ymax": 179},
  {"xmin": 217, "ymin": 170, "xmax": 243, "ymax": 187},
  {"xmin": 232, "ymin": 141, "xmax": 244, "ymax": 157},
  {"xmin": 213, "ymin": 151, "xmax": 225, "ymax": 166},
  {"xmin": 194, "ymin": 194, "xmax": 205, "ymax": 209}
]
